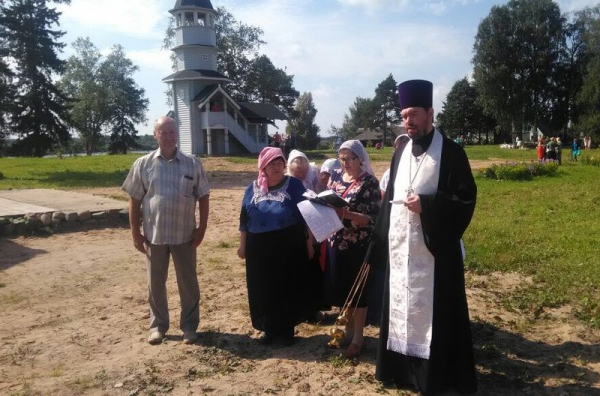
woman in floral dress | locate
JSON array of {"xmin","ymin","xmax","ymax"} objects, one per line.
[{"xmin": 325, "ymin": 140, "xmax": 381, "ymax": 358}]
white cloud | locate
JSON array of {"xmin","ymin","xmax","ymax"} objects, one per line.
[
  {"xmin": 127, "ymin": 48, "xmax": 173, "ymax": 75},
  {"xmin": 57, "ymin": 0, "xmax": 168, "ymax": 40},
  {"xmin": 429, "ymin": 2, "xmax": 448, "ymax": 15},
  {"xmin": 336, "ymin": 0, "xmax": 410, "ymax": 14},
  {"xmin": 559, "ymin": 0, "xmax": 600, "ymax": 12},
  {"xmin": 226, "ymin": 0, "xmax": 471, "ymax": 131}
]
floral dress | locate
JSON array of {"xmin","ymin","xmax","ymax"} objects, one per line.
[{"xmin": 325, "ymin": 169, "xmax": 381, "ymax": 307}]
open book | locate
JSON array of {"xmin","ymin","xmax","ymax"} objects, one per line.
[
  {"xmin": 303, "ymin": 189, "xmax": 348, "ymax": 208},
  {"xmin": 297, "ymin": 200, "xmax": 344, "ymax": 242}
]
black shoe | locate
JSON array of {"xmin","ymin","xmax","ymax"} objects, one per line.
[{"xmin": 258, "ymin": 332, "xmax": 275, "ymax": 345}]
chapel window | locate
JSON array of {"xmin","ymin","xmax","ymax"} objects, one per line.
[{"xmin": 185, "ymin": 12, "xmax": 194, "ymax": 26}]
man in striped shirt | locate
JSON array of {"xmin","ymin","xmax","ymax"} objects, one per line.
[{"xmin": 122, "ymin": 116, "xmax": 210, "ymax": 345}]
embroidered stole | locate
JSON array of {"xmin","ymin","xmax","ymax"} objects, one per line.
[{"xmin": 387, "ymin": 130, "xmax": 442, "ymax": 359}]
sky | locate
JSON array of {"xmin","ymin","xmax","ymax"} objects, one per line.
[{"xmin": 55, "ymin": 0, "xmax": 597, "ymax": 136}]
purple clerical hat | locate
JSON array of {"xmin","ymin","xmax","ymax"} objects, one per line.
[{"xmin": 398, "ymin": 79, "xmax": 433, "ymax": 110}]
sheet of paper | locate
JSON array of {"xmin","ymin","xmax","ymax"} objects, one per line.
[{"xmin": 297, "ymin": 200, "xmax": 344, "ymax": 242}]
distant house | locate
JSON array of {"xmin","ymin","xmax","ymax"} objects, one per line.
[
  {"xmin": 163, "ymin": 0, "xmax": 287, "ymax": 155},
  {"xmin": 353, "ymin": 126, "xmax": 405, "ymax": 147}
]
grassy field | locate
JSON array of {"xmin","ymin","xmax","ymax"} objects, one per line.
[
  {"xmin": 466, "ymin": 157, "xmax": 600, "ymax": 327},
  {"xmin": 1, "ymin": 147, "xmax": 598, "ymax": 327},
  {"xmin": 0, "ymin": 154, "xmax": 138, "ymax": 189}
]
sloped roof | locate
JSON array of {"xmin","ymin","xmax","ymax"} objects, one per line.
[
  {"xmin": 192, "ymin": 84, "xmax": 219, "ymax": 103},
  {"xmin": 192, "ymin": 84, "xmax": 240, "ymax": 110},
  {"xmin": 354, "ymin": 129, "xmax": 383, "ymax": 141},
  {"xmin": 354, "ymin": 126, "xmax": 404, "ymax": 141},
  {"xmin": 172, "ymin": 0, "xmax": 214, "ymax": 10},
  {"xmin": 162, "ymin": 69, "xmax": 231, "ymax": 83},
  {"xmin": 238, "ymin": 102, "xmax": 288, "ymax": 121}
]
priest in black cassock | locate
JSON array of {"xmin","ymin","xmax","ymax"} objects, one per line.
[{"xmin": 365, "ymin": 79, "xmax": 478, "ymax": 395}]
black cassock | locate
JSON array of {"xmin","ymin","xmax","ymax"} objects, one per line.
[{"xmin": 366, "ymin": 132, "xmax": 478, "ymax": 395}]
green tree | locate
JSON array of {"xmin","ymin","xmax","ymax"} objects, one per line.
[
  {"xmin": 102, "ymin": 45, "xmax": 148, "ymax": 155},
  {"xmin": 59, "ymin": 37, "xmax": 112, "ymax": 155},
  {"xmin": 332, "ymin": 97, "xmax": 376, "ymax": 141},
  {"xmin": 549, "ymin": 13, "xmax": 589, "ymax": 134},
  {"xmin": 437, "ymin": 78, "xmax": 498, "ymax": 144},
  {"xmin": 473, "ymin": 0, "xmax": 565, "ymax": 138},
  {"xmin": 0, "ymin": 53, "xmax": 13, "ymax": 152},
  {"xmin": 1, "ymin": 0, "xmax": 72, "ymax": 156},
  {"xmin": 372, "ymin": 74, "xmax": 400, "ymax": 147},
  {"xmin": 60, "ymin": 40, "xmax": 148, "ymax": 155},
  {"xmin": 575, "ymin": 6, "xmax": 600, "ymax": 140},
  {"xmin": 286, "ymin": 92, "xmax": 320, "ymax": 150},
  {"xmin": 245, "ymin": 55, "xmax": 299, "ymax": 117},
  {"xmin": 437, "ymin": 78, "xmax": 477, "ymax": 138},
  {"xmin": 213, "ymin": 6, "xmax": 265, "ymax": 101}
]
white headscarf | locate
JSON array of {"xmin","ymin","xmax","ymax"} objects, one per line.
[
  {"xmin": 320, "ymin": 158, "xmax": 341, "ymax": 174},
  {"xmin": 338, "ymin": 140, "xmax": 374, "ymax": 176},
  {"xmin": 287, "ymin": 149, "xmax": 308, "ymax": 169},
  {"xmin": 286, "ymin": 149, "xmax": 319, "ymax": 190}
]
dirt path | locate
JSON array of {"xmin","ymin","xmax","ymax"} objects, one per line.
[{"xmin": 1, "ymin": 158, "xmax": 598, "ymax": 395}]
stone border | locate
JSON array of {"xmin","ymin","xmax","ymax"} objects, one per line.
[{"xmin": 0, "ymin": 209, "xmax": 130, "ymax": 237}]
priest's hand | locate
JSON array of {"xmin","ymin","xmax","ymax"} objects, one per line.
[{"xmin": 405, "ymin": 195, "xmax": 422, "ymax": 214}]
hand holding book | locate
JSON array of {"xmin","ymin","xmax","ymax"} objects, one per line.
[{"xmin": 303, "ymin": 189, "xmax": 348, "ymax": 208}]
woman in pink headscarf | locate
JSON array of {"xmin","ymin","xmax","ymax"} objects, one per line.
[{"xmin": 237, "ymin": 147, "xmax": 314, "ymax": 346}]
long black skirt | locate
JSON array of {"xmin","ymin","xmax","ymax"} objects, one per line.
[
  {"xmin": 245, "ymin": 224, "xmax": 308, "ymax": 336},
  {"xmin": 325, "ymin": 243, "xmax": 371, "ymax": 308}
]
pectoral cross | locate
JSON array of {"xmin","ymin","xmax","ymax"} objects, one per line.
[{"xmin": 405, "ymin": 187, "xmax": 414, "ymax": 198}]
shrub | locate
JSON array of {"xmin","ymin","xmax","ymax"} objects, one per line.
[
  {"xmin": 580, "ymin": 154, "xmax": 600, "ymax": 166},
  {"xmin": 479, "ymin": 160, "xmax": 558, "ymax": 181}
]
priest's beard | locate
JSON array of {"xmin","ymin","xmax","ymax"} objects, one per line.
[{"xmin": 407, "ymin": 124, "xmax": 432, "ymax": 140}]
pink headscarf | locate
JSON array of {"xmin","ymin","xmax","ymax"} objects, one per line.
[{"xmin": 257, "ymin": 147, "xmax": 285, "ymax": 193}]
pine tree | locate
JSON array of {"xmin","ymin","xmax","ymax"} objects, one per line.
[
  {"xmin": 102, "ymin": 45, "xmax": 148, "ymax": 155},
  {"xmin": 0, "ymin": 0, "xmax": 72, "ymax": 156},
  {"xmin": 286, "ymin": 92, "xmax": 320, "ymax": 150},
  {"xmin": 373, "ymin": 74, "xmax": 400, "ymax": 147}
]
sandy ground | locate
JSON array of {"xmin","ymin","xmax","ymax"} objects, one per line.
[{"xmin": 0, "ymin": 157, "xmax": 599, "ymax": 396}]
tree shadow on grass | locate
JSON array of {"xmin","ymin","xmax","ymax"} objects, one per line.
[
  {"xmin": 0, "ymin": 238, "xmax": 47, "ymax": 271},
  {"xmin": 473, "ymin": 321, "xmax": 600, "ymax": 395}
]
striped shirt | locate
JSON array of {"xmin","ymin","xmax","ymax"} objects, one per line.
[{"xmin": 122, "ymin": 148, "xmax": 210, "ymax": 245}]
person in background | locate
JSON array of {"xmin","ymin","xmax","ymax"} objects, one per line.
[
  {"xmin": 556, "ymin": 137, "xmax": 563, "ymax": 165},
  {"xmin": 122, "ymin": 116, "xmax": 210, "ymax": 345},
  {"xmin": 366, "ymin": 79, "xmax": 477, "ymax": 395},
  {"xmin": 516, "ymin": 136, "xmax": 523, "ymax": 149},
  {"xmin": 572, "ymin": 138, "xmax": 580, "ymax": 161},
  {"xmin": 546, "ymin": 137, "xmax": 557, "ymax": 161},
  {"xmin": 273, "ymin": 131, "xmax": 282, "ymax": 147},
  {"xmin": 537, "ymin": 136, "xmax": 546, "ymax": 162},
  {"xmin": 237, "ymin": 147, "xmax": 313, "ymax": 346},
  {"xmin": 325, "ymin": 140, "xmax": 381, "ymax": 359},
  {"xmin": 317, "ymin": 158, "xmax": 342, "ymax": 193},
  {"xmin": 286, "ymin": 149, "xmax": 320, "ymax": 192}
]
